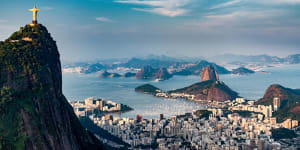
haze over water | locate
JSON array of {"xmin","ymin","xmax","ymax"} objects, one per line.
[{"xmin": 62, "ymin": 64, "xmax": 300, "ymax": 119}]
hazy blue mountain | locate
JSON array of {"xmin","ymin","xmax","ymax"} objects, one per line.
[
  {"xmin": 285, "ymin": 54, "xmax": 300, "ymax": 64},
  {"xmin": 177, "ymin": 60, "xmax": 230, "ymax": 75},
  {"xmin": 210, "ymin": 54, "xmax": 284, "ymax": 64}
]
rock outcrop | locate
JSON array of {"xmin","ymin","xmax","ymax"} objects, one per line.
[
  {"xmin": 0, "ymin": 24, "xmax": 104, "ymax": 150},
  {"xmin": 201, "ymin": 65, "xmax": 219, "ymax": 82},
  {"xmin": 135, "ymin": 66, "xmax": 172, "ymax": 80}
]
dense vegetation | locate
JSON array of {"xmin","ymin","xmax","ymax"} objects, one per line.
[
  {"xmin": 271, "ymin": 128, "xmax": 297, "ymax": 140},
  {"xmin": 195, "ymin": 110, "xmax": 212, "ymax": 120},
  {"xmin": 0, "ymin": 25, "xmax": 59, "ymax": 149},
  {"xmin": 222, "ymin": 110, "xmax": 264, "ymax": 118}
]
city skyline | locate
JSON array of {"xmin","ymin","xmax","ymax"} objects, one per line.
[{"xmin": 1, "ymin": 0, "xmax": 300, "ymax": 61}]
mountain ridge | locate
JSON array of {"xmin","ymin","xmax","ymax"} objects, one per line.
[{"xmin": 0, "ymin": 24, "xmax": 105, "ymax": 150}]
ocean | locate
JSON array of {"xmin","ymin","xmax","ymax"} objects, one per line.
[{"xmin": 62, "ymin": 64, "xmax": 300, "ymax": 119}]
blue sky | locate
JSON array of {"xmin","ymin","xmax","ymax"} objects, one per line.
[{"xmin": 1, "ymin": 0, "xmax": 300, "ymax": 61}]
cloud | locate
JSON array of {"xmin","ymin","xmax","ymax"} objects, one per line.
[
  {"xmin": 210, "ymin": 0, "xmax": 242, "ymax": 9},
  {"xmin": 133, "ymin": 7, "xmax": 188, "ymax": 17},
  {"xmin": 184, "ymin": 9, "xmax": 286, "ymax": 30},
  {"xmin": 251, "ymin": 0, "xmax": 300, "ymax": 4},
  {"xmin": 268, "ymin": 0, "xmax": 300, "ymax": 4},
  {"xmin": 96, "ymin": 17, "xmax": 114, "ymax": 22},
  {"xmin": 115, "ymin": 0, "xmax": 193, "ymax": 17}
]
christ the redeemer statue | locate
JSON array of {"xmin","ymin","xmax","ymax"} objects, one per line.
[{"xmin": 29, "ymin": 5, "xmax": 40, "ymax": 25}]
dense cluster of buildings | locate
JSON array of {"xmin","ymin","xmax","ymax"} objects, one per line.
[
  {"xmin": 69, "ymin": 97, "xmax": 123, "ymax": 116},
  {"xmin": 84, "ymin": 97, "xmax": 299, "ymax": 149},
  {"xmin": 228, "ymin": 97, "xmax": 298, "ymax": 129}
]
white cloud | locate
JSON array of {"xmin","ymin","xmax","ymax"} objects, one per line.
[
  {"xmin": 251, "ymin": 0, "xmax": 300, "ymax": 4},
  {"xmin": 96, "ymin": 17, "xmax": 114, "ymax": 22},
  {"xmin": 184, "ymin": 9, "xmax": 285, "ymax": 30},
  {"xmin": 115, "ymin": 0, "xmax": 193, "ymax": 17},
  {"xmin": 210, "ymin": 0, "xmax": 242, "ymax": 9},
  {"xmin": 268, "ymin": 0, "xmax": 300, "ymax": 3},
  {"xmin": 133, "ymin": 7, "xmax": 188, "ymax": 17}
]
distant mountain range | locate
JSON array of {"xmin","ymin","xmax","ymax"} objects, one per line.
[
  {"xmin": 210, "ymin": 54, "xmax": 300, "ymax": 64},
  {"xmin": 62, "ymin": 54, "xmax": 300, "ymax": 77}
]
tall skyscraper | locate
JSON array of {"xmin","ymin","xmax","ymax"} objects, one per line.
[{"xmin": 273, "ymin": 97, "xmax": 281, "ymax": 111}]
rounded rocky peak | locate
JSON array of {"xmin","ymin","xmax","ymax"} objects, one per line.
[{"xmin": 201, "ymin": 65, "xmax": 219, "ymax": 82}]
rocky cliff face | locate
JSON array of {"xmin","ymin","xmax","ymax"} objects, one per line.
[
  {"xmin": 285, "ymin": 54, "xmax": 300, "ymax": 64},
  {"xmin": 170, "ymin": 80, "xmax": 238, "ymax": 102},
  {"xmin": 135, "ymin": 66, "xmax": 172, "ymax": 80},
  {"xmin": 201, "ymin": 65, "xmax": 219, "ymax": 82},
  {"xmin": 0, "ymin": 24, "xmax": 104, "ymax": 150}
]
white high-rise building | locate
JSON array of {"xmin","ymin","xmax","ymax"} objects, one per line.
[{"xmin": 273, "ymin": 97, "xmax": 280, "ymax": 111}]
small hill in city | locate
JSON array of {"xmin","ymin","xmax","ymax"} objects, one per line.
[{"xmin": 256, "ymin": 84, "xmax": 300, "ymax": 122}]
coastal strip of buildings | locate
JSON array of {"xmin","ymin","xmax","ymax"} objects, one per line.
[{"xmin": 69, "ymin": 97, "xmax": 132, "ymax": 117}]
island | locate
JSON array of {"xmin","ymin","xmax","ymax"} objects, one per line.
[
  {"xmin": 123, "ymin": 72, "xmax": 136, "ymax": 77},
  {"xmin": 99, "ymin": 71, "xmax": 121, "ymax": 78},
  {"xmin": 231, "ymin": 67, "xmax": 255, "ymax": 75},
  {"xmin": 135, "ymin": 66, "xmax": 172, "ymax": 81},
  {"xmin": 135, "ymin": 84, "xmax": 162, "ymax": 95}
]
